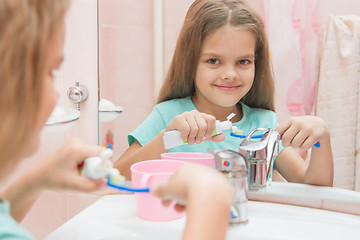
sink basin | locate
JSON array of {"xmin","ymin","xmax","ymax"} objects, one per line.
[{"xmin": 45, "ymin": 194, "xmax": 360, "ymax": 240}]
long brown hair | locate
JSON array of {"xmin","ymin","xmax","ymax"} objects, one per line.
[
  {"xmin": 0, "ymin": 0, "xmax": 70, "ymax": 178},
  {"xmin": 157, "ymin": 0, "xmax": 275, "ymax": 111}
]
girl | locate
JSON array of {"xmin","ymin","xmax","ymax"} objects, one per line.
[
  {"xmin": 114, "ymin": 0, "xmax": 334, "ymax": 187},
  {"xmin": 0, "ymin": 0, "xmax": 233, "ymax": 239}
]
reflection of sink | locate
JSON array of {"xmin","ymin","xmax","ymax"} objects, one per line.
[
  {"xmin": 45, "ymin": 195, "xmax": 360, "ymax": 240},
  {"xmin": 248, "ymin": 182, "xmax": 360, "ymax": 215}
]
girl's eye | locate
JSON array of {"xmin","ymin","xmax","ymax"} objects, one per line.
[
  {"xmin": 207, "ymin": 58, "xmax": 220, "ymax": 65},
  {"xmin": 238, "ymin": 59, "xmax": 251, "ymax": 65}
]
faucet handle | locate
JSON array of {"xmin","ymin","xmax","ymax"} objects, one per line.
[
  {"xmin": 209, "ymin": 149, "xmax": 249, "ymax": 224},
  {"xmin": 211, "ymin": 149, "xmax": 248, "ymax": 173}
]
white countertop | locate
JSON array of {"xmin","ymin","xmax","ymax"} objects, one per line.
[
  {"xmin": 248, "ymin": 182, "xmax": 360, "ymax": 215},
  {"xmin": 45, "ymin": 194, "xmax": 360, "ymax": 240}
]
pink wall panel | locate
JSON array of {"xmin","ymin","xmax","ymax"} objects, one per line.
[
  {"xmin": 163, "ymin": 0, "xmax": 193, "ymax": 26},
  {"xmin": 21, "ymin": 192, "xmax": 67, "ymax": 239},
  {"xmin": 99, "ymin": 0, "xmax": 154, "ymax": 160},
  {"xmin": 100, "ymin": 0, "xmax": 152, "ymax": 27},
  {"xmin": 66, "ymin": 192, "xmax": 100, "ymax": 220},
  {"xmin": 112, "ymin": 106, "xmax": 153, "ymax": 156},
  {"xmin": 163, "ymin": 0, "xmax": 193, "ymax": 88},
  {"xmin": 109, "ymin": 26, "xmax": 154, "ymax": 108}
]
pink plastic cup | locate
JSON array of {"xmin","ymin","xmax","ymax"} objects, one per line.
[
  {"xmin": 131, "ymin": 159, "xmax": 185, "ymax": 221},
  {"xmin": 161, "ymin": 152, "xmax": 215, "ymax": 168}
]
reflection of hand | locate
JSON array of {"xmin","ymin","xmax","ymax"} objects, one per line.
[
  {"xmin": 276, "ymin": 116, "xmax": 330, "ymax": 150},
  {"xmin": 151, "ymin": 163, "xmax": 234, "ymax": 239},
  {"xmin": 165, "ymin": 110, "xmax": 225, "ymax": 145},
  {"xmin": 35, "ymin": 138, "xmax": 105, "ymax": 192}
]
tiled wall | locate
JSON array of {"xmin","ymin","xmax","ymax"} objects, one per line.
[{"xmin": 99, "ymin": 0, "xmax": 155, "ymax": 159}]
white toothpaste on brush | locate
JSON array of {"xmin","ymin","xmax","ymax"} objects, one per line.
[
  {"xmin": 81, "ymin": 148, "xmax": 125, "ymax": 184},
  {"xmin": 162, "ymin": 113, "xmax": 236, "ymax": 149}
]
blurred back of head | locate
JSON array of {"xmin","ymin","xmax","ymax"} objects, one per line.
[{"xmin": 0, "ymin": 0, "xmax": 70, "ymax": 178}]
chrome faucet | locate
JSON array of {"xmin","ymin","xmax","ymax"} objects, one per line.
[
  {"xmin": 238, "ymin": 128, "xmax": 280, "ymax": 191},
  {"xmin": 211, "ymin": 149, "xmax": 248, "ymax": 224}
]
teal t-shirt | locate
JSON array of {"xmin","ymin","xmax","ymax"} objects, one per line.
[
  {"xmin": 0, "ymin": 199, "xmax": 33, "ymax": 240},
  {"xmin": 129, "ymin": 97, "xmax": 281, "ymax": 153}
]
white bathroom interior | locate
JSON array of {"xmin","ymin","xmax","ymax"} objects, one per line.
[{"xmin": 1, "ymin": 0, "xmax": 360, "ymax": 239}]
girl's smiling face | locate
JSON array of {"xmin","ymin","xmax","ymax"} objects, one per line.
[{"xmin": 194, "ymin": 25, "xmax": 256, "ymax": 115}]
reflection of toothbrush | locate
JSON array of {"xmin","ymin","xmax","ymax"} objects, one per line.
[
  {"xmin": 230, "ymin": 126, "xmax": 320, "ymax": 148},
  {"xmin": 230, "ymin": 126, "xmax": 264, "ymax": 139},
  {"xmin": 81, "ymin": 149, "xmax": 150, "ymax": 193}
]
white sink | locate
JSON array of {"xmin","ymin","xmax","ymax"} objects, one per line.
[{"xmin": 45, "ymin": 194, "xmax": 360, "ymax": 240}]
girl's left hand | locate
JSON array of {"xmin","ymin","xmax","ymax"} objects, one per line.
[{"xmin": 275, "ymin": 116, "xmax": 330, "ymax": 150}]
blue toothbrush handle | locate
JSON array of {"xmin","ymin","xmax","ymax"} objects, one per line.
[
  {"xmin": 107, "ymin": 182, "xmax": 150, "ymax": 193},
  {"xmin": 230, "ymin": 132, "xmax": 263, "ymax": 139},
  {"xmin": 230, "ymin": 132, "xmax": 320, "ymax": 148},
  {"xmin": 107, "ymin": 177, "xmax": 150, "ymax": 193}
]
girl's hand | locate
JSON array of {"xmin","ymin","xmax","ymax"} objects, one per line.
[
  {"xmin": 151, "ymin": 163, "xmax": 234, "ymax": 240},
  {"xmin": 276, "ymin": 116, "xmax": 330, "ymax": 150},
  {"xmin": 35, "ymin": 138, "xmax": 105, "ymax": 192},
  {"xmin": 165, "ymin": 110, "xmax": 225, "ymax": 145},
  {"xmin": 151, "ymin": 163, "xmax": 234, "ymax": 212}
]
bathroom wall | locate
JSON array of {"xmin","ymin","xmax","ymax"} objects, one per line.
[
  {"xmin": 0, "ymin": 0, "xmax": 99, "ymax": 239},
  {"xmin": 99, "ymin": 0, "xmax": 155, "ymax": 160}
]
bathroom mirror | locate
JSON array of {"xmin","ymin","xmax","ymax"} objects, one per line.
[{"xmin": 98, "ymin": 0, "xmax": 360, "ymax": 200}]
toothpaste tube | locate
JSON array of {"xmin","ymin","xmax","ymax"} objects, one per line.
[{"xmin": 163, "ymin": 113, "xmax": 235, "ymax": 149}]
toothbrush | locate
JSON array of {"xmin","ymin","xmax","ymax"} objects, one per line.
[
  {"xmin": 230, "ymin": 127, "xmax": 263, "ymax": 139},
  {"xmin": 107, "ymin": 174, "xmax": 150, "ymax": 193},
  {"xmin": 230, "ymin": 126, "xmax": 320, "ymax": 148},
  {"xmin": 81, "ymin": 149, "xmax": 150, "ymax": 193}
]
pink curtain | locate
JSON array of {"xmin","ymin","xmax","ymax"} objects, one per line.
[{"xmin": 261, "ymin": 0, "xmax": 319, "ymax": 122}]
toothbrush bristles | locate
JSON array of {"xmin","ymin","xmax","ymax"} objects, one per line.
[
  {"xmin": 231, "ymin": 126, "xmax": 242, "ymax": 135},
  {"xmin": 109, "ymin": 173, "xmax": 125, "ymax": 185}
]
